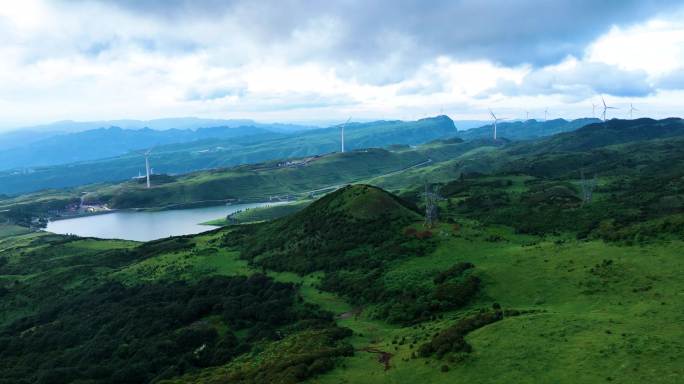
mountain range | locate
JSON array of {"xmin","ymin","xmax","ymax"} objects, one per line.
[{"xmin": 0, "ymin": 116, "xmax": 603, "ymax": 195}]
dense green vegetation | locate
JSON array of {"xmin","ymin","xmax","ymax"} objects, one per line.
[
  {"xmin": 1, "ymin": 118, "xmax": 683, "ymax": 383},
  {"xmin": 227, "ymin": 185, "xmax": 481, "ymax": 325},
  {"xmin": 0, "ymin": 232, "xmax": 351, "ymax": 384},
  {"xmin": 0, "ymin": 275, "xmax": 342, "ymax": 384}
]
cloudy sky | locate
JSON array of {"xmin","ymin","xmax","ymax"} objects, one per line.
[{"xmin": 1, "ymin": 0, "xmax": 684, "ymax": 129}]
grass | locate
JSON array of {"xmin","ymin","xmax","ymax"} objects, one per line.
[
  {"xmin": 27, "ymin": 211, "xmax": 678, "ymax": 384},
  {"xmin": 0, "ymin": 224, "xmax": 30, "ymax": 240},
  {"xmin": 305, "ymin": 223, "xmax": 684, "ymax": 384},
  {"xmin": 5, "ymin": 175, "xmax": 683, "ymax": 383},
  {"xmin": 2, "ymin": 211, "xmax": 682, "ymax": 383}
]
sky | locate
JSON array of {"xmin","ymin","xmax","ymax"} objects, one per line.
[{"xmin": 1, "ymin": 0, "xmax": 684, "ymax": 129}]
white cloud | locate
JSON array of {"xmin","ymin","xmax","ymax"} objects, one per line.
[
  {"xmin": 587, "ymin": 19, "xmax": 684, "ymax": 76},
  {"xmin": 0, "ymin": 0, "xmax": 683, "ymax": 129}
]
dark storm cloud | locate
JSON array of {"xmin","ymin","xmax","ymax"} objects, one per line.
[{"xmin": 86, "ymin": 0, "xmax": 681, "ymax": 67}]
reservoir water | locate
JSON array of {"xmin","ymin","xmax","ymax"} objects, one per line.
[{"xmin": 46, "ymin": 202, "xmax": 273, "ymax": 242}]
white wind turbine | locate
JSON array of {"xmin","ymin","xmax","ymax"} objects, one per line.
[
  {"xmin": 489, "ymin": 109, "xmax": 505, "ymax": 140},
  {"xmin": 592, "ymin": 102, "xmax": 597, "ymax": 118},
  {"xmin": 144, "ymin": 150, "xmax": 152, "ymax": 189},
  {"xmin": 601, "ymin": 96, "xmax": 617, "ymax": 121},
  {"xmin": 340, "ymin": 117, "xmax": 351, "ymax": 153},
  {"xmin": 629, "ymin": 103, "xmax": 639, "ymax": 119}
]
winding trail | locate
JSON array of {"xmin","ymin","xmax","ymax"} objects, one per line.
[
  {"xmin": 358, "ymin": 347, "xmax": 394, "ymax": 371},
  {"xmin": 300, "ymin": 157, "xmax": 433, "ymax": 196}
]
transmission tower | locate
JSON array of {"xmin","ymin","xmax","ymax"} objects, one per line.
[
  {"xmin": 424, "ymin": 181, "xmax": 438, "ymax": 227},
  {"xmin": 580, "ymin": 170, "xmax": 597, "ymax": 205}
]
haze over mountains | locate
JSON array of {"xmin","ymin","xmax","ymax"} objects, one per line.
[{"xmin": 0, "ymin": 116, "xmax": 601, "ymax": 195}]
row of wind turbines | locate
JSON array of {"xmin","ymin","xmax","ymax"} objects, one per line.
[
  {"xmin": 592, "ymin": 97, "xmax": 639, "ymax": 120},
  {"xmin": 139, "ymin": 99, "xmax": 642, "ymax": 187},
  {"xmin": 489, "ymin": 97, "xmax": 642, "ymax": 140}
]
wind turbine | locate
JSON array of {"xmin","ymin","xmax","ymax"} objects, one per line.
[
  {"xmin": 525, "ymin": 111, "xmax": 530, "ymax": 121},
  {"xmin": 144, "ymin": 150, "xmax": 152, "ymax": 189},
  {"xmin": 340, "ymin": 117, "xmax": 351, "ymax": 153},
  {"xmin": 629, "ymin": 103, "xmax": 639, "ymax": 119},
  {"xmin": 544, "ymin": 108, "xmax": 548, "ymax": 122},
  {"xmin": 489, "ymin": 109, "xmax": 504, "ymax": 140},
  {"xmin": 592, "ymin": 102, "xmax": 597, "ymax": 118},
  {"xmin": 601, "ymin": 96, "xmax": 617, "ymax": 121}
]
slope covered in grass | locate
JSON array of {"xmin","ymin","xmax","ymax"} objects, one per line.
[
  {"xmin": 237, "ymin": 184, "xmax": 422, "ymax": 274},
  {"xmin": 511, "ymin": 117, "xmax": 684, "ymax": 154}
]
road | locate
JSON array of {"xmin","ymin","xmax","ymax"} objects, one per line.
[{"xmin": 299, "ymin": 157, "xmax": 433, "ymax": 196}]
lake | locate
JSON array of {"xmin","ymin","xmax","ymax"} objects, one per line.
[{"xmin": 46, "ymin": 202, "xmax": 275, "ymax": 241}]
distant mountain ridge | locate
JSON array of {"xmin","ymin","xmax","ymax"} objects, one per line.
[
  {"xmin": 0, "ymin": 116, "xmax": 657, "ymax": 196},
  {"xmin": 456, "ymin": 118, "xmax": 600, "ymax": 141},
  {"xmin": 511, "ymin": 117, "xmax": 684, "ymax": 154},
  {"xmin": 6, "ymin": 117, "xmax": 316, "ymax": 134},
  {"xmin": 0, "ymin": 118, "xmax": 316, "ymax": 154},
  {"xmin": 0, "ymin": 126, "xmax": 280, "ymax": 171},
  {"xmin": 0, "ymin": 116, "xmax": 457, "ymax": 195}
]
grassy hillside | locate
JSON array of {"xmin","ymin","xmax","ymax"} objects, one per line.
[
  {"xmin": 236, "ymin": 185, "xmax": 424, "ymax": 275},
  {"xmin": 3, "ymin": 118, "xmax": 683, "ymax": 228},
  {"xmin": 2, "ymin": 176, "xmax": 682, "ymax": 383},
  {"xmin": 92, "ymin": 136, "xmax": 491, "ymax": 210},
  {"xmin": 510, "ymin": 117, "xmax": 684, "ymax": 154},
  {"xmin": 374, "ymin": 118, "xmax": 684, "ymax": 192}
]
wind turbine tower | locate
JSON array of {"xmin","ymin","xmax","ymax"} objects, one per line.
[
  {"xmin": 629, "ymin": 103, "xmax": 638, "ymax": 119},
  {"xmin": 341, "ymin": 117, "xmax": 351, "ymax": 153},
  {"xmin": 592, "ymin": 103, "xmax": 597, "ymax": 118},
  {"xmin": 489, "ymin": 109, "xmax": 503, "ymax": 140},
  {"xmin": 601, "ymin": 96, "xmax": 617, "ymax": 122},
  {"xmin": 144, "ymin": 150, "xmax": 151, "ymax": 189},
  {"xmin": 544, "ymin": 108, "xmax": 548, "ymax": 122}
]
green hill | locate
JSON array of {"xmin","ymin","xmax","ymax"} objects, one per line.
[
  {"xmin": 457, "ymin": 118, "xmax": 599, "ymax": 141},
  {"xmin": 511, "ymin": 117, "xmax": 684, "ymax": 154},
  {"xmin": 238, "ymin": 184, "xmax": 422, "ymax": 274},
  {"xmin": 91, "ymin": 137, "xmax": 486, "ymax": 209}
]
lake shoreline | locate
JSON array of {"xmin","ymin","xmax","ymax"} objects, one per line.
[{"xmin": 45, "ymin": 202, "xmax": 275, "ymax": 242}]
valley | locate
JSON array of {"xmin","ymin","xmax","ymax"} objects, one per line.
[{"xmin": 0, "ymin": 118, "xmax": 683, "ymax": 383}]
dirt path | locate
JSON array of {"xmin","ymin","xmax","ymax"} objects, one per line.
[
  {"xmin": 358, "ymin": 347, "xmax": 394, "ymax": 371},
  {"xmin": 337, "ymin": 306, "xmax": 363, "ymax": 320}
]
